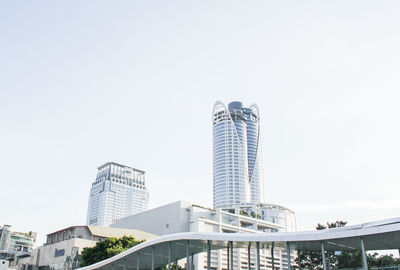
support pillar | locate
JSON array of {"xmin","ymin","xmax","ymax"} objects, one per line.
[
  {"xmin": 136, "ymin": 255, "xmax": 140, "ymax": 270},
  {"xmin": 256, "ymin": 242, "xmax": 260, "ymax": 270},
  {"xmin": 168, "ymin": 242, "xmax": 171, "ymax": 270},
  {"xmin": 360, "ymin": 239, "xmax": 368, "ymax": 270},
  {"xmin": 271, "ymin": 243, "xmax": 275, "ymax": 270},
  {"xmin": 123, "ymin": 261, "xmax": 127, "ymax": 270},
  {"xmin": 327, "ymin": 253, "xmax": 331, "ymax": 270},
  {"xmin": 321, "ymin": 242, "xmax": 327, "ymax": 270},
  {"xmin": 175, "ymin": 260, "xmax": 178, "ymax": 270},
  {"xmin": 287, "ymin": 242, "xmax": 292, "ymax": 270},
  {"xmin": 227, "ymin": 243, "xmax": 230, "ymax": 270},
  {"xmin": 151, "ymin": 247, "xmax": 155, "ymax": 270},
  {"xmin": 207, "ymin": 240, "xmax": 211, "ymax": 270},
  {"xmin": 229, "ymin": 242, "xmax": 233, "ymax": 270},
  {"xmin": 187, "ymin": 241, "xmax": 191, "ymax": 270},
  {"xmin": 191, "ymin": 254, "xmax": 194, "ymax": 270},
  {"xmin": 248, "ymin": 243, "xmax": 251, "ymax": 270}
]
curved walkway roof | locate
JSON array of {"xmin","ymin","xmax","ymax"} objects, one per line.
[{"xmin": 79, "ymin": 217, "xmax": 400, "ymax": 270}]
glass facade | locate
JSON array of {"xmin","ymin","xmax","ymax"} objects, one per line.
[
  {"xmin": 86, "ymin": 162, "xmax": 149, "ymax": 227},
  {"xmin": 213, "ymin": 101, "xmax": 264, "ymax": 208}
]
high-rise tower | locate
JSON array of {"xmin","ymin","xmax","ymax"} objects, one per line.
[
  {"xmin": 212, "ymin": 101, "xmax": 264, "ymax": 208},
  {"xmin": 86, "ymin": 162, "xmax": 149, "ymax": 227}
]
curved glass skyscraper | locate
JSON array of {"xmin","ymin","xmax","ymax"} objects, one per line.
[{"xmin": 213, "ymin": 101, "xmax": 264, "ymax": 208}]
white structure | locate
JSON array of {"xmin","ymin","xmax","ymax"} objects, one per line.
[
  {"xmin": 0, "ymin": 225, "xmax": 36, "ymax": 254},
  {"xmin": 0, "ymin": 260, "xmax": 9, "ymax": 270},
  {"xmin": 213, "ymin": 101, "xmax": 264, "ymax": 209},
  {"xmin": 17, "ymin": 226, "xmax": 156, "ymax": 270},
  {"xmin": 112, "ymin": 201, "xmax": 296, "ymax": 270},
  {"xmin": 79, "ymin": 217, "xmax": 400, "ymax": 270},
  {"xmin": 86, "ymin": 162, "xmax": 149, "ymax": 227}
]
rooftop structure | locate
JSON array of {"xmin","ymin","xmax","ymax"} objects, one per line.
[{"xmin": 46, "ymin": 225, "xmax": 155, "ymax": 245}]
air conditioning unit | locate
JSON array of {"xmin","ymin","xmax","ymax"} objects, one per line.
[{"xmin": 0, "ymin": 260, "xmax": 9, "ymax": 270}]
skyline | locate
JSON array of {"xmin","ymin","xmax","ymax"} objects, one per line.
[{"xmin": 1, "ymin": 1, "xmax": 400, "ymax": 246}]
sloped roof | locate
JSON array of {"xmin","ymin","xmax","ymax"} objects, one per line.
[{"xmin": 87, "ymin": 226, "xmax": 156, "ymax": 241}]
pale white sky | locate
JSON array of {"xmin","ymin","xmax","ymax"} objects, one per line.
[{"xmin": 1, "ymin": 1, "xmax": 400, "ymax": 246}]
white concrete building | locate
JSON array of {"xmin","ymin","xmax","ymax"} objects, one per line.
[
  {"xmin": 86, "ymin": 162, "xmax": 150, "ymax": 227},
  {"xmin": 112, "ymin": 201, "xmax": 296, "ymax": 270},
  {"xmin": 17, "ymin": 226, "xmax": 156, "ymax": 270}
]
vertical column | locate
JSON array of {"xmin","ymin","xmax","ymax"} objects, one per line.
[
  {"xmin": 320, "ymin": 242, "xmax": 327, "ymax": 270},
  {"xmin": 151, "ymin": 247, "xmax": 155, "ymax": 270},
  {"xmin": 271, "ymin": 243, "xmax": 275, "ymax": 270},
  {"xmin": 296, "ymin": 250, "xmax": 301, "ymax": 270},
  {"xmin": 227, "ymin": 243, "xmax": 230, "ymax": 270},
  {"xmin": 111, "ymin": 264, "xmax": 114, "ymax": 270},
  {"xmin": 136, "ymin": 255, "xmax": 140, "ymax": 270},
  {"xmin": 191, "ymin": 254, "xmax": 194, "ymax": 270},
  {"xmin": 327, "ymin": 252, "xmax": 331, "ymax": 270},
  {"xmin": 123, "ymin": 261, "xmax": 127, "ymax": 270},
  {"xmin": 187, "ymin": 241, "xmax": 191, "ymax": 270},
  {"xmin": 256, "ymin": 242, "xmax": 260, "ymax": 270},
  {"xmin": 360, "ymin": 239, "xmax": 368, "ymax": 270},
  {"xmin": 248, "ymin": 243, "xmax": 251, "ymax": 270},
  {"xmin": 168, "ymin": 242, "xmax": 172, "ymax": 270},
  {"xmin": 207, "ymin": 240, "xmax": 211, "ymax": 270},
  {"xmin": 175, "ymin": 260, "xmax": 179, "ymax": 270},
  {"xmin": 229, "ymin": 242, "xmax": 233, "ymax": 270},
  {"xmin": 286, "ymin": 242, "xmax": 292, "ymax": 270}
]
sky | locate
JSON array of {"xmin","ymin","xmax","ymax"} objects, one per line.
[{"xmin": 1, "ymin": 1, "xmax": 400, "ymax": 246}]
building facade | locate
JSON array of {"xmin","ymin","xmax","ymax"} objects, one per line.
[
  {"xmin": 112, "ymin": 201, "xmax": 297, "ymax": 270},
  {"xmin": 213, "ymin": 101, "xmax": 264, "ymax": 209},
  {"xmin": 0, "ymin": 225, "xmax": 36, "ymax": 259},
  {"xmin": 17, "ymin": 226, "xmax": 155, "ymax": 270},
  {"xmin": 86, "ymin": 162, "xmax": 149, "ymax": 227}
]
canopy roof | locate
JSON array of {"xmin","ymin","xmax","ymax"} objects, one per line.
[{"xmin": 79, "ymin": 217, "xmax": 400, "ymax": 270}]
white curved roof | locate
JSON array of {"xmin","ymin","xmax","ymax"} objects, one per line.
[{"xmin": 79, "ymin": 217, "xmax": 400, "ymax": 270}]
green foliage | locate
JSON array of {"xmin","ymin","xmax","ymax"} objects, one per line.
[
  {"xmin": 80, "ymin": 236, "xmax": 145, "ymax": 267},
  {"xmin": 240, "ymin": 210, "xmax": 249, "ymax": 217},
  {"xmin": 158, "ymin": 262, "xmax": 185, "ymax": 270}
]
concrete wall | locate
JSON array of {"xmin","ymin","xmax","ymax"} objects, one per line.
[
  {"xmin": 18, "ymin": 238, "xmax": 97, "ymax": 270},
  {"xmin": 111, "ymin": 201, "xmax": 191, "ymax": 236}
]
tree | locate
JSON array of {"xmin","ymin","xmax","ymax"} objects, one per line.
[
  {"xmin": 81, "ymin": 236, "xmax": 145, "ymax": 267},
  {"xmin": 296, "ymin": 221, "xmax": 347, "ymax": 270},
  {"xmin": 159, "ymin": 262, "xmax": 185, "ymax": 270}
]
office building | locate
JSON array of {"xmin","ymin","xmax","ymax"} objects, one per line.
[
  {"xmin": 0, "ymin": 225, "xmax": 36, "ymax": 259},
  {"xmin": 213, "ymin": 101, "xmax": 264, "ymax": 208},
  {"xmin": 112, "ymin": 200, "xmax": 296, "ymax": 270},
  {"xmin": 86, "ymin": 162, "xmax": 149, "ymax": 227}
]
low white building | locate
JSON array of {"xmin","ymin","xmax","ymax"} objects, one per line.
[
  {"xmin": 112, "ymin": 201, "xmax": 296, "ymax": 270},
  {"xmin": 17, "ymin": 226, "xmax": 156, "ymax": 270}
]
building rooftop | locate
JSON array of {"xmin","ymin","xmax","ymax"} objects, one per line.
[
  {"xmin": 97, "ymin": 162, "xmax": 145, "ymax": 174},
  {"xmin": 46, "ymin": 225, "xmax": 156, "ymax": 241}
]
